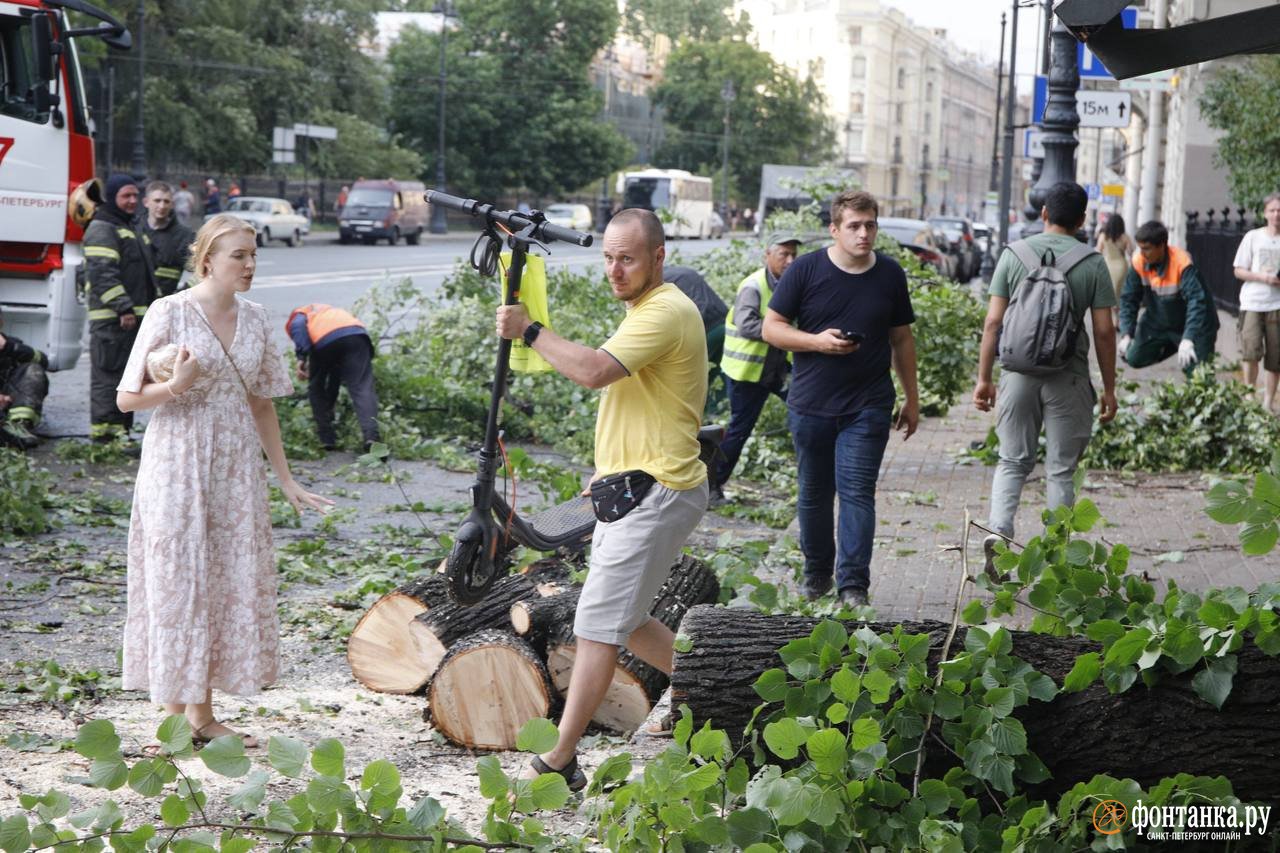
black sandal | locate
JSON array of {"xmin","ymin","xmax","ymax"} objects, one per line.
[{"xmin": 528, "ymin": 754, "xmax": 587, "ymax": 791}]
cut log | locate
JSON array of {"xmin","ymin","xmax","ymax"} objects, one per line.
[
  {"xmin": 543, "ymin": 554, "xmax": 721, "ymax": 733},
  {"xmin": 426, "ymin": 630, "xmax": 555, "ymax": 750},
  {"xmin": 347, "ymin": 574, "xmax": 449, "ymax": 694},
  {"xmin": 511, "ymin": 589, "xmax": 581, "ymax": 639},
  {"xmin": 672, "ymin": 606, "xmax": 1280, "ymax": 801}
]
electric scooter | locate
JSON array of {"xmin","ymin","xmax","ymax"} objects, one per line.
[{"xmin": 427, "ymin": 191, "xmax": 726, "ymax": 606}]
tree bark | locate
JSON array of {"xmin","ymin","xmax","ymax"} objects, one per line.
[
  {"xmin": 426, "ymin": 630, "xmax": 555, "ymax": 751},
  {"xmin": 672, "ymin": 606, "xmax": 1280, "ymax": 801},
  {"xmin": 511, "ymin": 589, "xmax": 581, "ymax": 640}
]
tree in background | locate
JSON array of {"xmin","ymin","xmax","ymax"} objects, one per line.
[
  {"xmin": 1200, "ymin": 56, "xmax": 1280, "ymax": 210},
  {"xmin": 75, "ymin": 0, "xmax": 419, "ymax": 178},
  {"xmin": 621, "ymin": 0, "xmax": 748, "ymax": 43},
  {"xmin": 653, "ymin": 40, "xmax": 835, "ymax": 206},
  {"xmin": 388, "ymin": 0, "xmax": 631, "ymax": 200}
]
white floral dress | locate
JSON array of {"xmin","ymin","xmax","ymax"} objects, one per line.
[{"xmin": 117, "ymin": 292, "xmax": 294, "ymax": 703}]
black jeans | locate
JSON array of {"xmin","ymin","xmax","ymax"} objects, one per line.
[
  {"xmin": 89, "ymin": 321, "xmax": 137, "ymax": 432},
  {"xmin": 714, "ymin": 375, "xmax": 786, "ymax": 487},
  {"xmin": 308, "ymin": 335, "xmax": 380, "ymax": 445}
]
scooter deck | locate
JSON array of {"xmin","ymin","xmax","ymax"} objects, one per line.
[{"xmin": 527, "ymin": 494, "xmax": 596, "ymax": 540}]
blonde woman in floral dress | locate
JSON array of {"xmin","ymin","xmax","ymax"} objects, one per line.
[{"xmin": 117, "ymin": 214, "xmax": 331, "ymax": 745}]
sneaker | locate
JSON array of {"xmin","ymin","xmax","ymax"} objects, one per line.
[
  {"xmin": 982, "ymin": 534, "xmax": 1004, "ymax": 583},
  {"xmin": 708, "ymin": 484, "xmax": 726, "ymax": 508},
  {"xmin": 839, "ymin": 588, "xmax": 869, "ymax": 608},
  {"xmin": 1, "ymin": 419, "xmax": 39, "ymax": 450},
  {"xmin": 800, "ymin": 577, "xmax": 833, "ymax": 601}
]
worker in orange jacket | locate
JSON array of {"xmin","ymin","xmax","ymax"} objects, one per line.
[{"xmin": 286, "ymin": 304, "xmax": 380, "ymax": 451}]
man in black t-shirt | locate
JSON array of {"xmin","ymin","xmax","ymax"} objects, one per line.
[{"xmin": 763, "ymin": 190, "xmax": 919, "ymax": 607}]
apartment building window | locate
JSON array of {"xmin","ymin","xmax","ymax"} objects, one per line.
[
  {"xmin": 849, "ymin": 92, "xmax": 864, "ymax": 115},
  {"xmin": 847, "ymin": 25, "xmax": 862, "ymax": 45},
  {"xmin": 893, "ymin": 136, "xmax": 902, "ymax": 163},
  {"xmin": 897, "ymin": 67, "xmax": 906, "ymax": 89},
  {"xmin": 846, "ymin": 128, "xmax": 863, "ymax": 155},
  {"xmin": 924, "ymin": 112, "xmax": 931, "ymax": 134},
  {"xmin": 926, "ymin": 81, "xmax": 934, "ymax": 100},
  {"xmin": 851, "ymin": 55, "xmax": 866, "ymax": 79},
  {"xmin": 895, "ymin": 103, "xmax": 904, "ymax": 124}
]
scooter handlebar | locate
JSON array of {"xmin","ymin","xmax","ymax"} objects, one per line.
[{"xmin": 427, "ymin": 190, "xmax": 594, "ymax": 247}]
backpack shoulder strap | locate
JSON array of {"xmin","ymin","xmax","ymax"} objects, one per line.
[
  {"xmin": 1008, "ymin": 240, "xmax": 1043, "ymax": 273},
  {"xmin": 1053, "ymin": 242, "xmax": 1098, "ymax": 273}
]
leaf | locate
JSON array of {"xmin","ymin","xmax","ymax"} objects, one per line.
[
  {"xmin": 850, "ymin": 717, "xmax": 881, "ymax": 751},
  {"xmin": 310, "ymin": 738, "xmax": 344, "ymax": 778},
  {"xmin": 198, "ymin": 735, "xmax": 251, "ymax": 778},
  {"xmin": 127, "ymin": 760, "xmax": 169, "ymax": 798},
  {"xmin": 1063, "ymin": 652, "xmax": 1101, "ymax": 692},
  {"xmin": 806, "ymin": 729, "xmax": 847, "ymax": 776},
  {"xmin": 690, "ymin": 725, "xmax": 728, "ymax": 762},
  {"xmin": 220, "ymin": 839, "xmax": 254, "ymax": 853},
  {"xmin": 1161, "ymin": 619, "xmax": 1206, "ymax": 667},
  {"xmin": 155, "ymin": 716, "xmax": 193, "ymax": 756},
  {"xmin": 228, "ymin": 770, "xmax": 270, "ymax": 813},
  {"xmin": 515, "ymin": 718, "xmax": 559, "ymax": 755},
  {"xmin": 989, "ymin": 717, "xmax": 1027, "ymax": 756},
  {"xmin": 528, "ymin": 773, "xmax": 571, "ymax": 810},
  {"xmin": 1104, "ymin": 628, "xmax": 1153, "ymax": 667},
  {"xmin": 985, "ymin": 686, "xmax": 1015, "ymax": 719},
  {"xmin": 1065, "ymin": 539, "xmax": 1093, "ymax": 566},
  {"xmin": 0, "ymin": 815, "xmax": 31, "ymax": 853},
  {"xmin": 673, "ymin": 633, "xmax": 693, "ymax": 653},
  {"xmin": 862, "ymin": 668, "xmax": 894, "ymax": 704},
  {"xmin": 762, "ymin": 718, "xmax": 807, "ymax": 760},
  {"xmin": 1152, "ymin": 550, "xmax": 1185, "ymax": 564},
  {"xmin": 961, "ymin": 600, "xmax": 987, "ymax": 624},
  {"xmin": 89, "ymin": 757, "xmax": 128, "ymax": 790},
  {"xmin": 160, "ymin": 795, "xmax": 189, "ymax": 827},
  {"xmin": 267, "ymin": 736, "xmax": 309, "ymax": 779},
  {"xmin": 1241, "ymin": 520, "xmax": 1279, "ymax": 556},
  {"xmin": 810, "ymin": 786, "xmax": 843, "ymax": 827},
  {"xmin": 1071, "ymin": 499, "xmax": 1102, "ymax": 532},
  {"xmin": 1192, "ymin": 655, "xmax": 1238, "ymax": 709},
  {"xmin": 753, "ymin": 668, "xmax": 789, "ymax": 702},
  {"xmin": 74, "ymin": 719, "xmax": 120, "ymax": 760},
  {"xmin": 475, "ymin": 755, "xmax": 509, "ymax": 799},
  {"xmin": 1206, "ymin": 479, "xmax": 1253, "ymax": 524},
  {"xmin": 918, "ymin": 778, "xmax": 951, "ymax": 815},
  {"xmin": 305, "ymin": 776, "xmax": 352, "ymax": 814},
  {"xmin": 1085, "ymin": 619, "xmax": 1125, "ymax": 647},
  {"xmin": 829, "ymin": 667, "xmax": 860, "ymax": 703}
]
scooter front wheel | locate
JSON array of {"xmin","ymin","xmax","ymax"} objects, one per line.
[{"xmin": 445, "ymin": 519, "xmax": 500, "ymax": 605}]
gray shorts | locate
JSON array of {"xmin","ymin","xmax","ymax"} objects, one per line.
[{"xmin": 573, "ymin": 481, "xmax": 708, "ymax": 645}]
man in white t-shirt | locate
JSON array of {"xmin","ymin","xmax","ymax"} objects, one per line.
[{"xmin": 1232, "ymin": 192, "xmax": 1280, "ymax": 411}]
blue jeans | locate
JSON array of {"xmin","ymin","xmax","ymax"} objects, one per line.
[
  {"xmin": 714, "ymin": 376, "xmax": 786, "ymax": 486},
  {"xmin": 788, "ymin": 406, "xmax": 892, "ymax": 594}
]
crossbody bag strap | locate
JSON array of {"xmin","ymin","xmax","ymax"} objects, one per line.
[{"xmin": 189, "ymin": 297, "xmax": 252, "ymax": 398}]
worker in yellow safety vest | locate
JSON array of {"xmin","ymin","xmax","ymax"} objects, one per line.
[{"xmin": 712, "ymin": 232, "xmax": 801, "ymax": 504}]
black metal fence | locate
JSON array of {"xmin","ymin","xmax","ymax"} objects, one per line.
[{"xmin": 1185, "ymin": 208, "xmax": 1263, "ymax": 316}]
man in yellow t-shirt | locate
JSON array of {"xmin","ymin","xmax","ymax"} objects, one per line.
[{"xmin": 496, "ymin": 208, "xmax": 708, "ymax": 789}]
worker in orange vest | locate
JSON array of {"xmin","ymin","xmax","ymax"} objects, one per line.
[{"xmin": 286, "ymin": 304, "xmax": 380, "ymax": 451}]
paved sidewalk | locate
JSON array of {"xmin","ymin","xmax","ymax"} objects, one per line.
[{"xmin": 755, "ymin": 308, "xmax": 1276, "ymax": 623}]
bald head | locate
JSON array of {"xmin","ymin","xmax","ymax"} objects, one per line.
[{"xmin": 608, "ymin": 208, "xmax": 666, "ymax": 252}]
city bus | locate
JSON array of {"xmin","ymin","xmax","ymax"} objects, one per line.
[{"xmin": 619, "ymin": 168, "xmax": 715, "ymax": 239}]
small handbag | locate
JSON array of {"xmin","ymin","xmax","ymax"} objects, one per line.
[
  {"xmin": 589, "ymin": 469, "xmax": 656, "ymax": 523},
  {"xmin": 145, "ymin": 343, "xmax": 181, "ymax": 383}
]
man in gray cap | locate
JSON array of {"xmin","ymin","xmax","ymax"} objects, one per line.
[{"xmin": 711, "ymin": 232, "xmax": 801, "ymax": 503}]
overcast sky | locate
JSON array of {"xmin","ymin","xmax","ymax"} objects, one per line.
[{"xmin": 882, "ymin": 0, "xmax": 1055, "ymax": 91}]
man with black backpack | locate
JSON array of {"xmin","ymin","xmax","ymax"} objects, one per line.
[{"xmin": 972, "ymin": 182, "xmax": 1118, "ymax": 577}]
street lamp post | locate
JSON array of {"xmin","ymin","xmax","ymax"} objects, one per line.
[
  {"xmin": 1022, "ymin": 0, "xmax": 1058, "ymax": 229},
  {"xmin": 996, "ymin": 0, "xmax": 1021, "ymax": 254},
  {"xmin": 980, "ymin": 11, "xmax": 1007, "ymax": 281},
  {"xmin": 1024, "ymin": 20, "xmax": 1081, "ymax": 233},
  {"xmin": 428, "ymin": 2, "xmax": 453, "ymax": 235},
  {"xmin": 720, "ymin": 80, "xmax": 735, "ymax": 218},
  {"xmin": 596, "ymin": 51, "xmax": 614, "ymax": 233},
  {"xmin": 129, "ymin": 0, "xmax": 145, "ymax": 179}
]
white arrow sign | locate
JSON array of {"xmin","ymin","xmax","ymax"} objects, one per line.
[{"xmin": 1076, "ymin": 91, "xmax": 1133, "ymax": 128}]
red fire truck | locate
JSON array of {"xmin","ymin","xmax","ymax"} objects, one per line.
[{"xmin": 0, "ymin": 0, "xmax": 130, "ymax": 370}]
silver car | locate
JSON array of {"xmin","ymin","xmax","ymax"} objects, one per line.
[{"xmin": 224, "ymin": 196, "xmax": 310, "ymax": 247}]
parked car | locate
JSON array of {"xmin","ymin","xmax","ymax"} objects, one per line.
[
  {"xmin": 224, "ymin": 197, "xmax": 310, "ymax": 247},
  {"xmin": 878, "ymin": 217, "xmax": 956, "ymax": 279},
  {"xmin": 338, "ymin": 179, "xmax": 429, "ymax": 245},
  {"xmin": 928, "ymin": 216, "xmax": 981, "ymax": 281},
  {"xmin": 707, "ymin": 210, "xmax": 726, "ymax": 238},
  {"xmin": 542, "ymin": 203, "xmax": 593, "ymax": 232},
  {"xmin": 972, "ymin": 223, "xmax": 992, "ymax": 257}
]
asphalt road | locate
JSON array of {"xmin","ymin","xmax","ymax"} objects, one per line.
[{"xmin": 38, "ymin": 230, "xmax": 740, "ymax": 437}]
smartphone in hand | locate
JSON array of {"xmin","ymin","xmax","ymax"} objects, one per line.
[{"xmin": 840, "ymin": 330, "xmax": 865, "ymax": 344}]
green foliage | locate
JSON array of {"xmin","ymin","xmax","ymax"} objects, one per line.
[
  {"xmin": 0, "ymin": 660, "xmax": 119, "ymax": 707},
  {"xmin": 1199, "ymin": 56, "xmax": 1280, "ymax": 210},
  {"xmin": 1084, "ymin": 367, "xmax": 1280, "ymax": 473},
  {"xmin": 654, "ymin": 40, "xmax": 836, "ymax": 204},
  {"xmin": 621, "ymin": 0, "xmax": 748, "ymax": 43},
  {"xmin": 0, "ymin": 449, "xmax": 50, "ymax": 534},
  {"xmin": 1206, "ymin": 449, "xmax": 1280, "ymax": 555},
  {"xmin": 388, "ymin": 0, "xmax": 631, "ymax": 198}
]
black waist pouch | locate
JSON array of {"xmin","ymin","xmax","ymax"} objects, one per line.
[{"xmin": 589, "ymin": 470, "xmax": 657, "ymax": 523}]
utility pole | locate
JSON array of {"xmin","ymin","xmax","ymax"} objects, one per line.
[
  {"xmin": 129, "ymin": 0, "xmax": 145, "ymax": 179},
  {"xmin": 997, "ymin": 0, "xmax": 1021, "ymax": 253},
  {"xmin": 428, "ymin": 1, "xmax": 453, "ymax": 235},
  {"xmin": 1138, "ymin": 0, "xmax": 1168, "ymax": 224},
  {"xmin": 720, "ymin": 80, "xmax": 736, "ymax": 218},
  {"xmin": 596, "ymin": 51, "xmax": 613, "ymax": 233},
  {"xmin": 981, "ymin": 10, "xmax": 1007, "ymax": 281}
]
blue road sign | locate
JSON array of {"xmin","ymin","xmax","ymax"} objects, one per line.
[
  {"xmin": 1078, "ymin": 7, "xmax": 1138, "ymax": 79},
  {"xmin": 1085, "ymin": 183, "xmax": 1102, "ymax": 201},
  {"xmin": 1033, "ymin": 76, "xmax": 1047, "ymax": 125}
]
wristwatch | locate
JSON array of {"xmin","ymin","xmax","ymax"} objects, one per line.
[{"xmin": 523, "ymin": 321, "xmax": 543, "ymax": 347}]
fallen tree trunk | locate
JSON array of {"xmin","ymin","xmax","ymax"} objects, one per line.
[
  {"xmin": 672, "ymin": 606, "xmax": 1280, "ymax": 801},
  {"xmin": 347, "ymin": 575, "xmax": 449, "ymax": 693},
  {"xmin": 426, "ymin": 630, "xmax": 555, "ymax": 750},
  {"xmin": 511, "ymin": 589, "xmax": 581, "ymax": 641},
  {"xmin": 543, "ymin": 555, "xmax": 720, "ymax": 733}
]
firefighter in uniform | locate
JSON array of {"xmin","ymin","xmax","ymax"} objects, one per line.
[
  {"xmin": 711, "ymin": 233, "xmax": 800, "ymax": 503},
  {"xmin": 84, "ymin": 174, "xmax": 157, "ymax": 440},
  {"xmin": 286, "ymin": 304, "xmax": 381, "ymax": 451},
  {"xmin": 1119, "ymin": 220, "xmax": 1219, "ymax": 375},
  {"xmin": 141, "ymin": 180, "xmax": 194, "ymax": 296},
  {"xmin": 0, "ymin": 309, "xmax": 50, "ymax": 450}
]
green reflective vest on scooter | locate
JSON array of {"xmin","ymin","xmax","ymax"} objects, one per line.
[{"xmin": 722, "ymin": 268, "xmax": 784, "ymax": 383}]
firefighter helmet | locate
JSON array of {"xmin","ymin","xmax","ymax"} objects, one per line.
[{"xmin": 68, "ymin": 178, "xmax": 104, "ymax": 228}]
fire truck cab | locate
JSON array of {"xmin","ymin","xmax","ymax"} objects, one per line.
[{"xmin": 0, "ymin": 0, "xmax": 129, "ymax": 370}]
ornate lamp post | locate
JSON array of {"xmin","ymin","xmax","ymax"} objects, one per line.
[
  {"xmin": 1022, "ymin": 19, "xmax": 1080, "ymax": 237},
  {"xmin": 996, "ymin": 0, "xmax": 1022, "ymax": 253},
  {"xmin": 980, "ymin": 11, "xmax": 1007, "ymax": 281},
  {"xmin": 428, "ymin": 1, "xmax": 455, "ymax": 235},
  {"xmin": 129, "ymin": 0, "xmax": 145, "ymax": 179}
]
